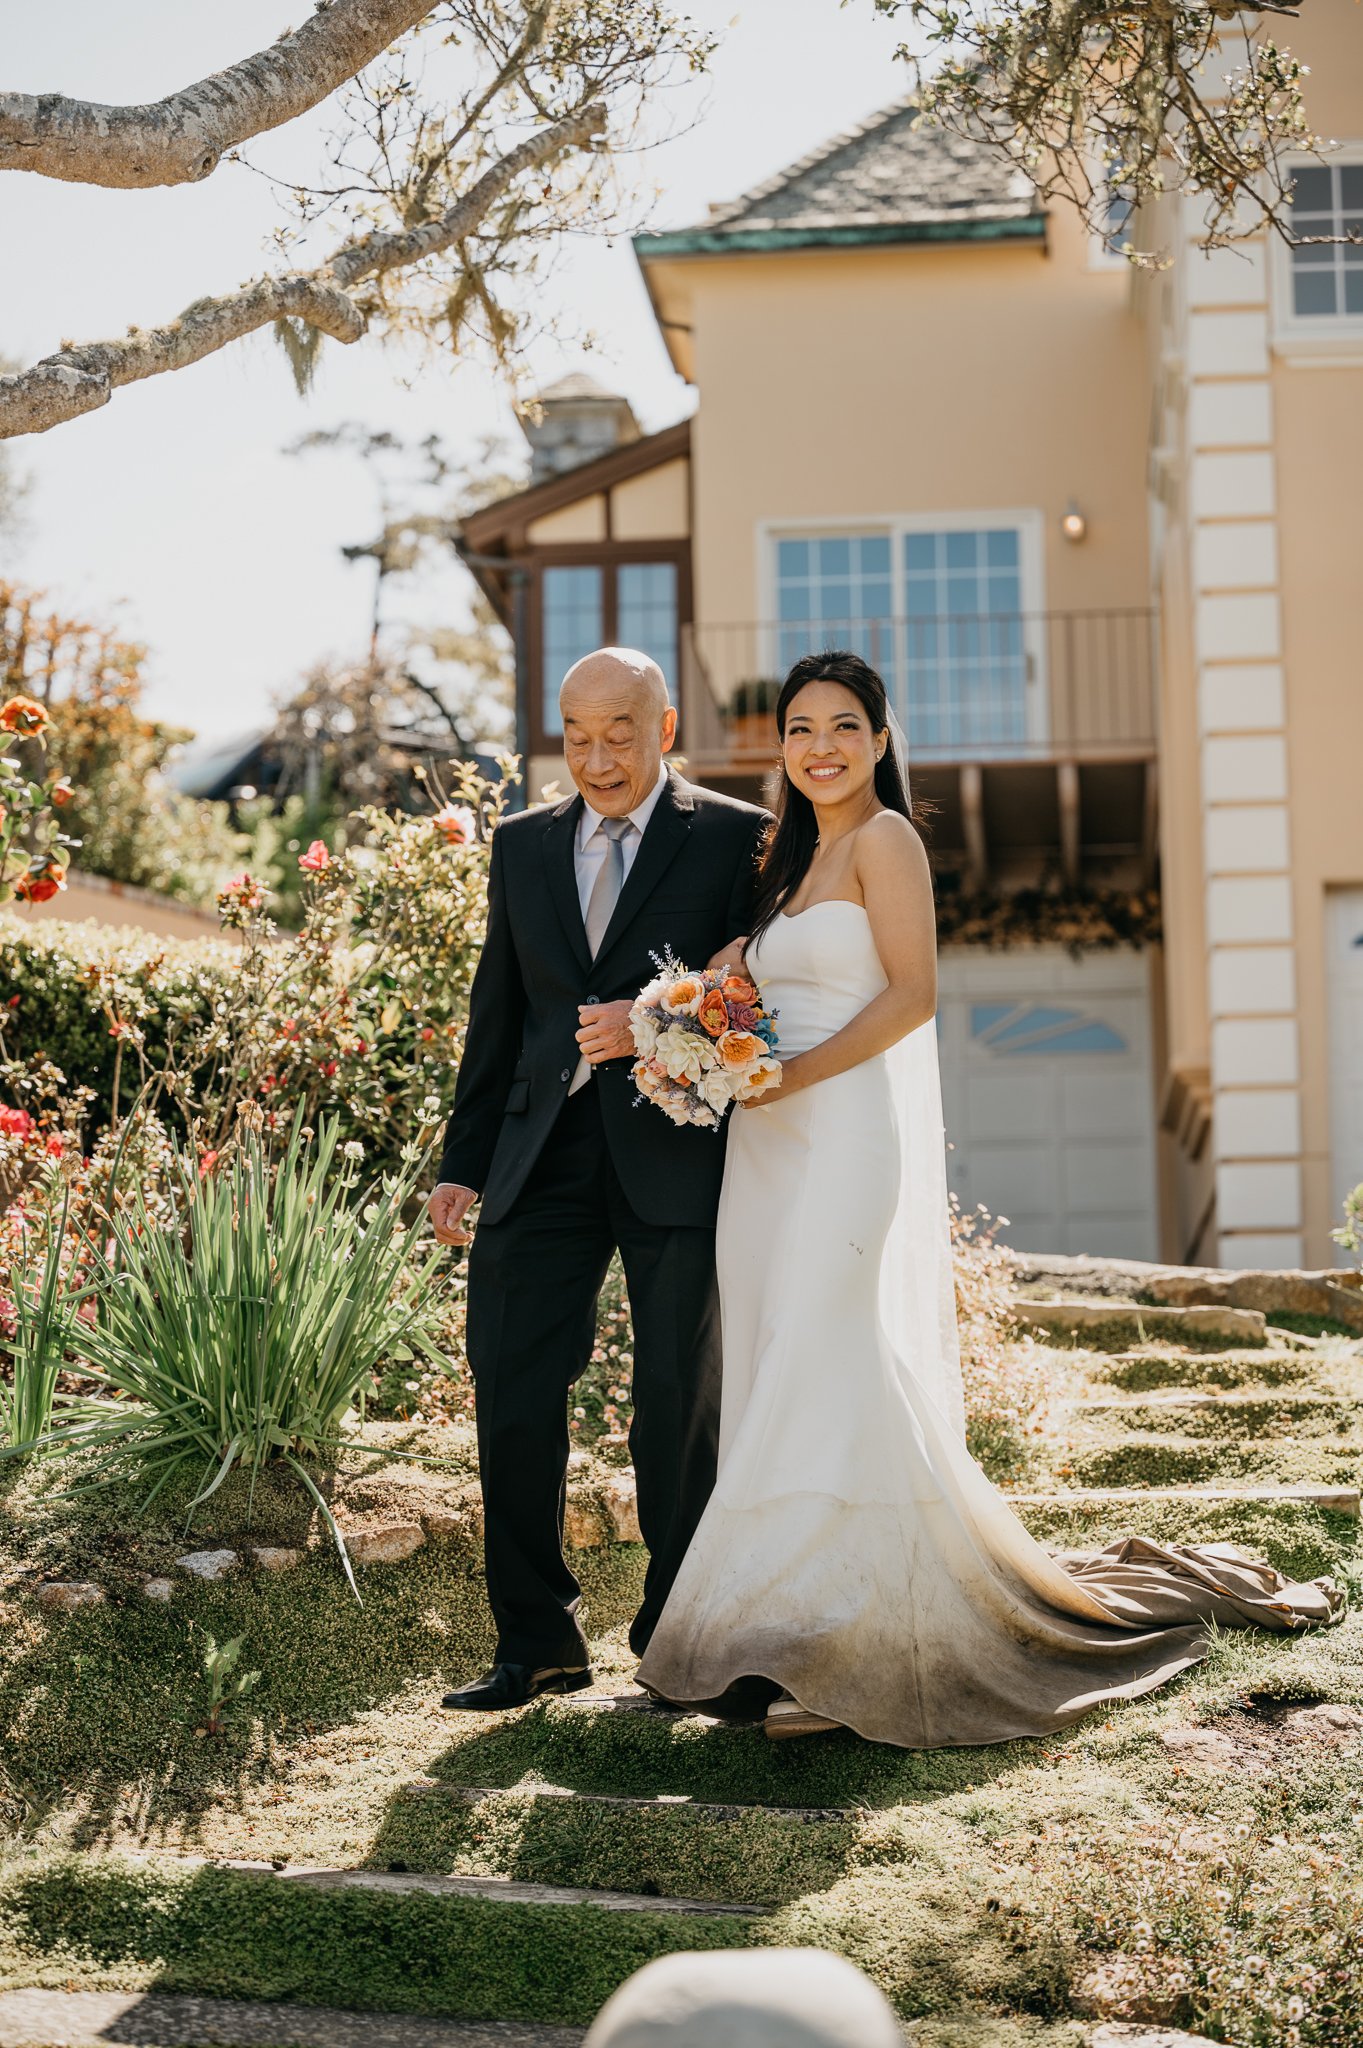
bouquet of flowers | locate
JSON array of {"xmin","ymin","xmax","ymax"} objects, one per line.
[{"xmin": 629, "ymin": 955, "xmax": 782, "ymax": 1129}]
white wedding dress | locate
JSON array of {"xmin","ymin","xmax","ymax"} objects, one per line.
[{"xmin": 637, "ymin": 901, "xmax": 1342, "ymax": 1747}]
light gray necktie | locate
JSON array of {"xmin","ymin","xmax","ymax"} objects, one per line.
[{"xmin": 584, "ymin": 815, "xmax": 632, "ymax": 959}]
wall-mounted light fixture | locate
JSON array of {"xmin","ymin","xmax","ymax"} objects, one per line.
[{"xmin": 1060, "ymin": 500, "xmax": 1088, "ymax": 543}]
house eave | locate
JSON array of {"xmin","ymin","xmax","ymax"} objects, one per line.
[{"xmin": 633, "ymin": 215, "xmax": 1047, "ymax": 262}]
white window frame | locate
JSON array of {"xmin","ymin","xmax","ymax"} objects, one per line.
[
  {"xmin": 1270, "ymin": 144, "xmax": 1363, "ymax": 363},
  {"xmin": 756, "ymin": 508, "xmax": 1049, "ymax": 749}
]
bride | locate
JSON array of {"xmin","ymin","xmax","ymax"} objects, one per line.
[{"xmin": 637, "ymin": 649, "xmax": 1342, "ymax": 1746}]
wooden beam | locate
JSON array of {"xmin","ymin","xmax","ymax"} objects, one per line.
[
  {"xmin": 1141, "ymin": 757, "xmax": 1160, "ymax": 887},
  {"xmin": 960, "ymin": 764, "xmax": 987, "ymax": 888},
  {"xmin": 1056, "ymin": 759, "xmax": 1081, "ymax": 885}
]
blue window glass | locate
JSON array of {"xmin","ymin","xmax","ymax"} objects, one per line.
[
  {"xmin": 900, "ymin": 527, "xmax": 1027, "ymax": 753},
  {"xmin": 541, "ymin": 566, "xmax": 603, "ymax": 737},
  {"xmin": 617, "ymin": 562, "xmax": 679, "ymax": 700},
  {"xmin": 773, "ymin": 532, "xmax": 898, "ymax": 685}
]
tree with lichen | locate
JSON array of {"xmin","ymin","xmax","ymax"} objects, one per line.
[
  {"xmin": 872, "ymin": 0, "xmax": 1329, "ymax": 258},
  {"xmin": 0, "ymin": 1, "xmax": 713, "ymax": 439}
]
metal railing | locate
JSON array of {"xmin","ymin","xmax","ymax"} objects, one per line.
[{"xmin": 680, "ymin": 610, "xmax": 1157, "ymax": 765}]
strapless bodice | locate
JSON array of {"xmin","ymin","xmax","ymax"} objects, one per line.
[{"xmin": 748, "ymin": 900, "xmax": 887, "ymax": 1058}]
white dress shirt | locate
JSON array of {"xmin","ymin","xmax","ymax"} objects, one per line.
[{"xmin": 568, "ymin": 764, "xmax": 669, "ymax": 1092}]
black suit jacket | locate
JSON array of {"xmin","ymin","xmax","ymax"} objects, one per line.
[{"xmin": 438, "ymin": 769, "xmax": 770, "ymax": 1228}]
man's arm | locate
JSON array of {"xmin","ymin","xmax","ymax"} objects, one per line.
[{"xmin": 432, "ymin": 825, "xmax": 525, "ymax": 1208}]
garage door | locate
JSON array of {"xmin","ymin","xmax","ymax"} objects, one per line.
[
  {"xmin": 936, "ymin": 947, "xmax": 1159, "ymax": 1259},
  {"xmin": 1327, "ymin": 887, "xmax": 1363, "ymax": 1214}
]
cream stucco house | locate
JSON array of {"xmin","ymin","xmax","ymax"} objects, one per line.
[{"xmin": 460, "ymin": 4, "xmax": 1363, "ymax": 1270}]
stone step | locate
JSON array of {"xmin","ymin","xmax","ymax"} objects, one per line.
[
  {"xmin": 1012, "ymin": 1253, "xmax": 1363, "ymax": 1332},
  {"xmin": 401, "ymin": 1777, "xmax": 853, "ymax": 1821},
  {"xmin": 1053, "ymin": 1433, "xmax": 1359, "ymax": 1491},
  {"xmin": 1013, "ymin": 1299, "xmax": 1268, "ymax": 1348},
  {"xmin": 144, "ymin": 1853, "xmax": 769, "ymax": 1918},
  {"xmin": 1070, "ymin": 1391, "xmax": 1359, "ymax": 1436},
  {"xmin": 1085, "ymin": 1349, "xmax": 1327, "ymax": 1394},
  {"xmin": 1007, "ymin": 1483, "xmax": 1360, "ymax": 1517},
  {"xmin": 0, "ymin": 1989, "xmax": 584, "ymax": 2048}
]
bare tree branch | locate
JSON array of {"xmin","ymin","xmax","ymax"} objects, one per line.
[
  {"xmin": 0, "ymin": 0, "xmax": 438, "ymax": 189},
  {"xmin": 0, "ymin": 102, "xmax": 606, "ymax": 438}
]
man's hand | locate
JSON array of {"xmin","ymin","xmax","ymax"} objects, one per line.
[
  {"xmin": 575, "ymin": 1000, "xmax": 636, "ymax": 1066},
  {"xmin": 428, "ymin": 1182, "xmax": 478, "ymax": 1246}
]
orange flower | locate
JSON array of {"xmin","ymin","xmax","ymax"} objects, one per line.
[
  {"xmin": 14, "ymin": 859, "xmax": 65, "ymax": 904},
  {"xmin": 721, "ymin": 975, "xmax": 757, "ymax": 1006},
  {"xmin": 433, "ymin": 802, "xmax": 476, "ymax": 844},
  {"xmin": 696, "ymin": 988, "xmax": 729, "ymax": 1038},
  {"xmin": 715, "ymin": 1028, "xmax": 764, "ymax": 1070},
  {"xmin": 0, "ymin": 695, "xmax": 49, "ymax": 739},
  {"xmin": 50, "ymin": 779, "xmax": 73, "ymax": 807}
]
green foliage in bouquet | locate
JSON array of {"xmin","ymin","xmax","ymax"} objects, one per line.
[{"xmin": 3, "ymin": 1111, "xmax": 452, "ymax": 1587}]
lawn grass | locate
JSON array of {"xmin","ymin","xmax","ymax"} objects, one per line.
[{"xmin": 1, "ymin": 1341, "xmax": 1360, "ymax": 2043}]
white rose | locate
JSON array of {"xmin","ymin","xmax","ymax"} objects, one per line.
[
  {"xmin": 656, "ymin": 1025, "xmax": 704, "ymax": 1086},
  {"xmin": 701, "ymin": 1066, "xmax": 734, "ymax": 1113}
]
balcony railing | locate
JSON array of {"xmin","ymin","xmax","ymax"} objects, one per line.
[{"xmin": 680, "ymin": 610, "xmax": 1157, "ymax": 768}]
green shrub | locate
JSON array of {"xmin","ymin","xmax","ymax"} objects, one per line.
[{"xmin": 4, "ymin": 1112, "xmax": 450, "ymax": 1583}]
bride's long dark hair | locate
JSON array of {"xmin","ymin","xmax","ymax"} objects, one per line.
[{"xmin": 749, "ymin": 648, "xmax": 914, "ymax": 946}]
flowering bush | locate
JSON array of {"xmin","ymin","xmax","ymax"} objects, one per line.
[
  {"xmin": 0, "ymin": 692, "xmax": 78, "ymax": 908},
  {"xmin": 952, "ymin": 1197, "xmax": 1051, "ymax": 1480},
  {"xmin": 1, "ymin": 759, "xmax": 512, "ymax": 1174}
]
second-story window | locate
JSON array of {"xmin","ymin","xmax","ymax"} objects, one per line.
[
  {"xmin": 1289, "ymin": 161, "xmax": 1363, "ymax": 318},
  {"xmin": 542, "ymin": 565, "xmax": 604, "ymax": 737}
]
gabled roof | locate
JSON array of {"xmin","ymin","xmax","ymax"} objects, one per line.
[{"xmin": 635, "ymin": 95, "xmax": 1043, "ymax": 260}]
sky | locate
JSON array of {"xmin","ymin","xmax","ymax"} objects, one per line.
[{"xmin": 1, "ymin": 0, "xmax": 913, "ymax": 741}]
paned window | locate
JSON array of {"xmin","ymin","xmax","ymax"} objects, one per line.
[
  {"xmin": 1289, "ymin": 161, "xmax": 1363, "ymax": 319},
  {"xmin": 542, "ymin": 566, "xmax": 603, "ymax": 737},
  {"xmin": 618, "ymin": 562, "xmax": 679, "ymax": 697}
]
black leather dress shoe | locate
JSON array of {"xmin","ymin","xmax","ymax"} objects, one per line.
[{"xmin": 441, "ymin": 1661, "xmax": 592, "ymax": 1711}]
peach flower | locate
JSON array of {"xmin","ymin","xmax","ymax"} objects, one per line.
[
  {"xmin": 664, "ymin": 975, "xmax": 704, "ymax": 1016},
  {"xmin": 721, "ymin": 975, "xmax": 757, "ymax": 1006},
  {"xmin": 715, "ymin": 1028, "xmax": 765, "ymax": 1071},
  {"xmin": 0, "ymin": 694, "xmax": 49, "ymax": 738},
  {"xmin": 696, "ymin": 988, "xmax": 730, "ymax": 1038},
  {"xmin": 736, "ymin": 1054, "xmax": 782, "ymax": 1101}
]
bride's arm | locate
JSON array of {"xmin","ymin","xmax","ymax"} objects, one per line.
[
  {"xmin": 706, "ymin": 938, "xmax": 750, "ymax": 972},
  {"xmin": 762, "ymin": 815, "xmax": 936, "ymax": 1099}
]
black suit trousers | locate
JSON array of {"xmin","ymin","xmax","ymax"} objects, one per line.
[{"xmin": 465, "ymin": 1082, "xmax": 723, "ymax": 1668}]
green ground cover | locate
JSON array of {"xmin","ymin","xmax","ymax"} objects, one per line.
[{"xmin": 0, "ymin": 1323, "xmax": 1360, "ymax": 2043}]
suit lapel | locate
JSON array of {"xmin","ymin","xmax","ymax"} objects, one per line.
[
  {"xmin": 541, "ymin": 793, "xmax": 592, "ymax": 974},
  {"xmin": 591, "ymin": 770, "xmax": 695, "ymax": 974}
]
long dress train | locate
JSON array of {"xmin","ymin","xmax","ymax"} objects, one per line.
[{"xmin": 637, "ymin": 902, "xmax": 1343, "ymax": 1748}]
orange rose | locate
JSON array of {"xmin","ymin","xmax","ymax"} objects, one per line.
[
  {"xmin": 721, "ymin": 975, "xmax": 757, "ymax": 1006},
  {"xmin": 715, "ymin": 1028, "xmax": 764, "ymax": 1070},
  {"xmin": 664, "ymin": 975, "xmax": 704, "ymax": 1015},
  {"xmin": 14, "ymin": 860, "xmax": 65, "ymax": 904},
  {"xmin": 696, "ymin": 988, "xmax": 730, "ymax": 1038},
  {"xmin": 0, "ymin": 694, "xmax": 49, "ymax": 738}
]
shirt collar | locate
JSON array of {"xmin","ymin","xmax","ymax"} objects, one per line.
[{"xmin": 579, "ymin": 764, "xmax": 669, "ymax": 847}]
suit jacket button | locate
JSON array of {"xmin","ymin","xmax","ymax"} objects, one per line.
[
  {"xmin": 561, "ymin": 1068, "xmax": 572, "ymax": 1083},
  {"xmin": 585, "ymin": 993, "xmax": 599, "ymax": 1004}
]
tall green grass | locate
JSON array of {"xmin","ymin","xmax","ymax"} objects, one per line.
[
  {"xmin": 0, "ymin": 1183, "xmax": 92, "ymax": 1456},
  {"xmin": 4, "ymin": 1113, "xmax": 451, "ymax": 1584}
]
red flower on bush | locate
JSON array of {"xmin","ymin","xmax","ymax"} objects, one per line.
[
  {"xmin": 298, "ymin": 840, "xmax": 331, "ymax": 874},
  {"xmin": 0, "ymin": 694, "xmax": 49, "ymax": 738},
  {"xmin": 14, "ymin": 858, "xmax": 66, "ymax": 904},
  {"xmin": 218, "ymin": 871, "xmax": 265, "ymax": 912},
  {"xmin": 198, "ymin": 1150, "xmax": 219, "ymax": 1178},
  {"xmin": 319, "ymin": 1059, "xmax": 338, "ymax": 1078},
  {"xmin": 44, "ymin": 1133, "xmax": 63, "ymax": 1157},
  {"xmin": 50, "ymin": 778, "xmax": 73, "ymax": 807},
  {"xmin": 0, "ymin": 1105, "xmax": 35, "ymax": 1140},
  {"xmin": 432, "ymin": 803, "xmax": 476, "ymax": 846}
]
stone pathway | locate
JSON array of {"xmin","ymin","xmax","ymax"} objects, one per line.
[{"xmin": 0, "ymin": 1991, "xmax": 583, "ymax": 2048}]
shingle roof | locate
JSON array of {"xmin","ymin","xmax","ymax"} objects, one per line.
[{"xmin": 637, "ymin": 96, "xmax": 1042, "ymax": 258}]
